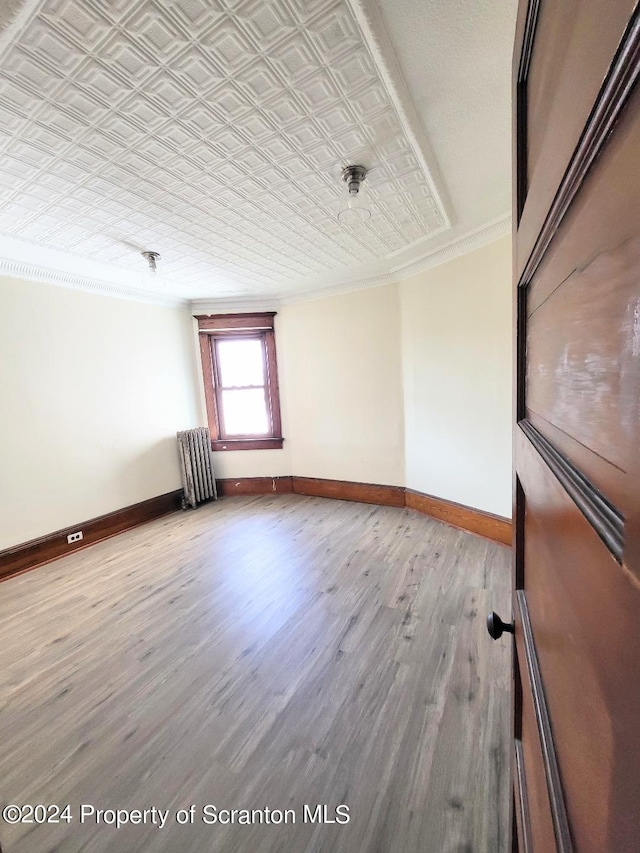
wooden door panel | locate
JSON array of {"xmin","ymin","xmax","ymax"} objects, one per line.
[
  {"xmin": 517, "ymin": 0, "xmax": 637, "ymax": 276},
  {"xmin": 527, "ymin": 250, "xmax": 636, "ymax": 472},
  {"xmin": 511, "ymin": 1, "xmax": 640, "ymax": 850},
  {"xmin": 526, "ymin": 78, "xmax": 640, "ymax": 318},
  {"xmin": 526, "ymin": 0, "xmax": 635, "ymax": 178},
  {"xmin": 523, "ymin": 74, "xmax": 640, "ymax": 536},
  {"xmin": 517, "ymin": 428, "xmax": 640, "ymax": 851},
  {"xmin": 525, "ymin": 235, "xmax": 639, "ymax": 508}
]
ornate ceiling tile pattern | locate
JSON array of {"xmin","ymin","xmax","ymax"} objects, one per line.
[{"xmin": 0, "ymin": 0, "xmax": 447, "ymax": 295}]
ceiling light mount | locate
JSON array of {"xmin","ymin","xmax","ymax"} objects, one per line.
[
  {"xmin": 338, "ymin": 165, "xmax": 371, "ymax": 225},
  {"xmin": 141, "ymin": 250, "xmax": 161, "ymax": 274},
  {"xmin": 342, "ymin": 164, "xmax": 367, "ymax": 195}
]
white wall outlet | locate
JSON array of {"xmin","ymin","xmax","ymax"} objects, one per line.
[{"xmin": 67, "ymin": 531, "xmax": 83, "ymax": 544}]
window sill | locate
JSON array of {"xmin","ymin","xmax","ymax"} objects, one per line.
[{"xmin": 210, "ymin": 437, "xmax": 284, "ymax": 451}]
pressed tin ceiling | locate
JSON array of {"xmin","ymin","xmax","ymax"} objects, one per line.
[{"xmin": 0, "ymin": 0, "xmax": 515, "ymax": 305}]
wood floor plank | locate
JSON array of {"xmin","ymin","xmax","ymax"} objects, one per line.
[{"xmin": 0, "ymin": 495, "xmax": 511, "ymax": 853}]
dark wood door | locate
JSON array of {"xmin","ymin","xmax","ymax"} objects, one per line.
[{"xmin": 507, "ymin": 1, "xmax": 640, "ymax": 850}]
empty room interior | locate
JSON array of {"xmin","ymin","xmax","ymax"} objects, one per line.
[{"xmin": 2, "ymin": 0, "xmax": 640, "ymax": 851}]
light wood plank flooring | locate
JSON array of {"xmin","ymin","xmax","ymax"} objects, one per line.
[{"xmin": 0, "ymin": 495, "xmax": 511, "ymax": 853}]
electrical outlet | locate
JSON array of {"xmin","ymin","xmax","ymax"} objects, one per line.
[{"xmin": 67, "ymin": 531, "xmax": 83, "ymax": 544}]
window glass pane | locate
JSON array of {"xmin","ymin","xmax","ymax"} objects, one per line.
[
  {"xmin": 221, "ymin": 389, "xmax": 269, "ymax": 435},
  {"xmin": 217, "ymin": 339, "xmax": 264, "ymax": 387}
]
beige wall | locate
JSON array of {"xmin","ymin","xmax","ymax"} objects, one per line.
[
  {"xmin": 0, "ymin": 276, "xmax": 200, "ymax": 550},
  {"xmin": 399, "ymin": 235, "xmax": 512, "ymax": 517},
  {"xmin": 281, "ymin": 284, "xmax": 405, "ymax": 486},
  {"xmin": 202, "ymin": 241, "xmax": 512, "ymax": 514},
  {"xmin": 199, "ymin": 286, "xmax": 405, "ymax": 487},
  {"xmin": 2, "ymin": 234, "xmax": 512, "ymax": 551}
]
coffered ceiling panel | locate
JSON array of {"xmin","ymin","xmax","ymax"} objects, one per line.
[{"xmin": 0, "ymin": 0, "xmax": 455, "ymax": 301}]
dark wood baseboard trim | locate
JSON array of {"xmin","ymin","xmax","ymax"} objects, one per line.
[
  {"xmin": 216, "ymin": 476, "xmax": 405, "ymax": 508},
  {"xmin": 216, "ymin": 476, "xmax": 293, "ymax": 497},
  {"xmin": 405, "ymin": 488, "xmax": 512, "ymax": 546},
  {"xmin": 216, "ymin": 476, "xmax": 511, "ymax": 544},
  {"xmin": 292, "ymin": 476, "xmax": 405, "ymax": 507},
  {"xmin": 0, "ymin": 490, "xmax": 183, "ymax": 581},
  {"xmin": 1, "ymin": 478, "xmax": 512, "ymax": 582}
]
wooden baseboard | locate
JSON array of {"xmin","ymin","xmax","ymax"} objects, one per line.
[
  {"xmin": 292, "ymin": 476, "xmax": 405, "ymax": 507},
  {"xmin": 0, "ymin": 490, "xmax": 183, "ymax": 581},
  {"xmin": 405, "ymin": 489, "xmax": 512, "ymax": 546},
  {"xmin": 216, "ymin": 476, "xmax": 293, "ymax": 497},
  {"xmin": 216, "ymin": 475, "xmax": 402, "ymax": 505},
  {"xmin": 1, "ymin": 478, "xmax": 512, "ymax": 582},
  {"xmin": 215, "ymin": 476, "xmax": 511, "ymax": 545}
]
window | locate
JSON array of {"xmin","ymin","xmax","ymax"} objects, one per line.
[{"xmin": 196, "ymin": 313, "xmax": 283, "ymax": 451}]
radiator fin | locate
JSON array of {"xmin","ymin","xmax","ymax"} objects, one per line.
[{"xmin": 177, "ymin": 427, "xmax": 217, "ymax": 508}]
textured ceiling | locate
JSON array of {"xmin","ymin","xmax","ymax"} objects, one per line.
[
  {"xmin": 377, "ymin": 0, "xmax": 517, "ymax": 249},
  {"xmin": 0, "ymin": 0, "xmax": 515, "ymax": 304}
]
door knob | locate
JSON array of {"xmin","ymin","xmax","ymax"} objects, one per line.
[{"xmin": 487, "ymin": 611, "xmax": 514, "ymax": 640}]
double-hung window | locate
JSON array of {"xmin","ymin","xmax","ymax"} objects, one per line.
[{"xmin": 196, "ymin": 313, "xmax": 283, "ymax": 451}]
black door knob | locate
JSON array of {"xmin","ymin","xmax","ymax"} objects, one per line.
[{"xmin": 487, "ymin": 611, "xmax": 515, "ymax": 640}]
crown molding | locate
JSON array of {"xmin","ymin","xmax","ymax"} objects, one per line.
[
  {"xmin": 392, "ymin": 212, "xmax": 511, "ymax": 278},
  {"xmin": 281, "ymin": 213, "xmax": 512, "ymax": 305},
  {"xmin": 0, "ymin": 258, "xmax": 188, "ymax": 309},
  {"xmin": 187, "ymin": 215, "xmax": 511, "ymax": 312},
  {"xmin": 3, "ymin": 216, "xmax": 510, "ymax": 313}
]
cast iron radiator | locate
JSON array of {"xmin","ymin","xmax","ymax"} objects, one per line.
[{"xmin": 177, "ymin": 427, "xmax": 217, "ymax": 508}]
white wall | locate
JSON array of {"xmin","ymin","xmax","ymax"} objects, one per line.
[
  {"xmin": 0, "ymin": 276, "xmax": 200, "ymax": 549},
  {"xmin": 280, "ymin": 284, "xmax": 405, "ymax": 486},
  {"xmin": 400, "ymin": 235, "xmax": 512, "ymax": 517}
]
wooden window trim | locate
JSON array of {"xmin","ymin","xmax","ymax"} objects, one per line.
[
  {"xmin": 195, "ymin": 313, "xmax": 276, "ymax": 331},
  {"xmin": 197, "ymin": 313, "xmax": 283, "ymax": 452}
]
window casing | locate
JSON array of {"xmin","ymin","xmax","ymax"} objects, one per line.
[{"xmin": 196, "ymin": 313, "xmax": 283, "ymax": 451}]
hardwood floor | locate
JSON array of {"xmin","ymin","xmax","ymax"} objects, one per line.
[{"xmin": 0, "ymin": 495, "xmax": 511, "ymax": 853}]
